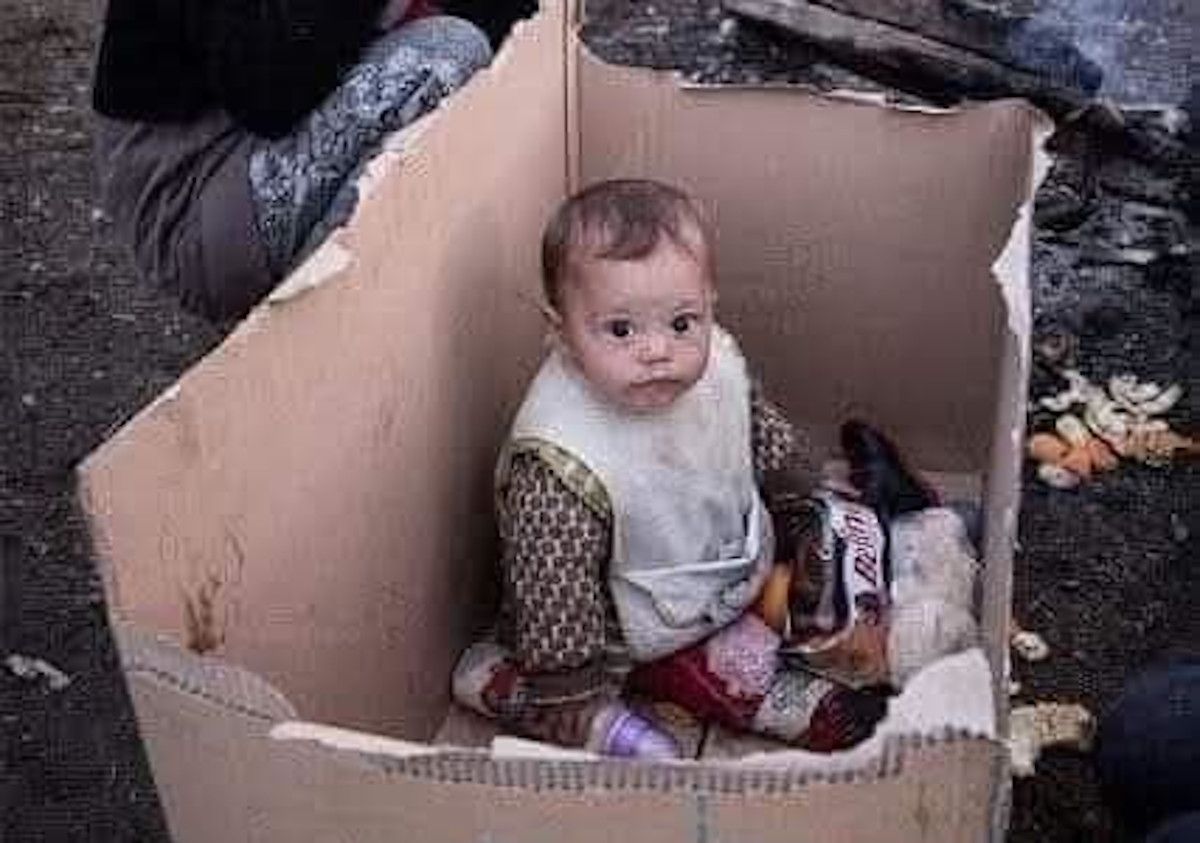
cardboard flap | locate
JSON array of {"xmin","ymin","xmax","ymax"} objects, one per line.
[
  {"xmin": 575, "ymin": 46, "xmax": 1041, "ymax": 476},
  {"xmin": 79, "ymin": 2, "xmax": 569, "ymax": 738},
  {"xmin": 134, "ymin": 661, "xmax": 1005, "ymax": 843}
]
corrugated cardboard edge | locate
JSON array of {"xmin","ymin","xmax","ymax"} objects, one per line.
[
  {"xmin": 121, "ymin": 615, "xmax": 1002, "ymax": 798},
  {"xmin": 304, "ymin": 730, "xmax": 1001, "ymax": 797},
  {"xmin": 122, "ymin": 638, "xmax": 1000, "ymax": 797},
  {"xmin": 978, "ymin": 108, "xmax": 1054, "ymax": 842},
  {"xmin": 268, "ymin": 648, "xmax": 999, "ymax": 790},
  {"xmin": 270, "ymin": 721, "xmax": 440, "ymax": 760},
  {"xmin": 114, "ymin": 620, "xmax": 297, "ymax": 723},
  {"xmin": 980, "ymin": 108, "xmax": 1054, "ymax": 702},
  {"xmin": 130, "ymin": 652, "xmax": 1002, "ymax": 842}
]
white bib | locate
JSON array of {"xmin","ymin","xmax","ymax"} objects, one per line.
[{"xmin": 505, "ymin": 325, "xmax": 774, "ymax": 660}]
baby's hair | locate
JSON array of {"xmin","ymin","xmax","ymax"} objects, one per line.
[{"xmin": 540, "ymin": 179, "xmax": 713, "ymax": 311}]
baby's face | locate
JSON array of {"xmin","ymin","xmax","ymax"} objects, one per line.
[{"xmin": 556, "ymin": 238, "xmax": 714, "ymax": 412}]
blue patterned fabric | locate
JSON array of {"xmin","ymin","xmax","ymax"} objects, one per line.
[{"xmin": 249, "ymin": 16, "xmax": 491, "ymax": 275}]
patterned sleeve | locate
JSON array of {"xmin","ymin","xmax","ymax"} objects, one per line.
[
  {"xmin": 750, "ymin": 383, "xmax": 824, "ymax": 554},
  {"xmin": 499, "ymin": 451, "xmax": 611, "ymax": 688},
  {"xmin": 750, "ymin": 383, "xmax": 820, "ymax": 480}
]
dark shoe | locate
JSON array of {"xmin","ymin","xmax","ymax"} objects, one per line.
[{"xmin": 839, "ymin": 420, "xmax": 938, "ymax": 523}]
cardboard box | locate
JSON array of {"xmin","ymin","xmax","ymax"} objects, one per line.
[{"xmin": 78, "ymin": 1, "xmax": 1051, "ymax": 839}]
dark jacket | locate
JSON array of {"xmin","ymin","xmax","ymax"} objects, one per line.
[{"xmin": 93, "ymin": 0, "xmax": 383, "ymax": 139}]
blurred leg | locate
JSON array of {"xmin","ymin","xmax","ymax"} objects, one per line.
[
  {"xmin": 248, "ymin": 16, "xmax": 492, "ymax": 276},
  {"xmin": 1145, "ymin": 813, "xmax": 1200, "ymax": 843},
  {"xmin": 1094, "ymin": 659, "xmax": 1200, "ymax": 837}
]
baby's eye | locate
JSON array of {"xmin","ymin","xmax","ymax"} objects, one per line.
[
  {"xmin": 606, "ymin": 319, "xmax": 633, "ymax": 339},
  {"xmin": 671, "ymin": 314, "xmax": 697, "ymax": 334}
]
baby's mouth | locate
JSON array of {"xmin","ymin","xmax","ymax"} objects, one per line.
[
  {"xmin": 631, "ymin": 377, "xmax": 679, "ymax": 391},
  {"xmin": 628, "ymin": 378, "xmax": 683, "ymax": 405}
]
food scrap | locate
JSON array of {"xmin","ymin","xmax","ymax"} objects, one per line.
[
  {"xmin": 1011, "ymin": 628, "xmax": 1051, "ymax": 663},
  {"xmin": 1009, "ymin": 702, "xmax": 1095, "ymax": 777},
  {"xmin": 4, "ymin": 653, "xmax": 72, "ymax": 691},
  {"xmin": 1029, "ymin": 370, "xmax": 1197, "ymax": 486}
]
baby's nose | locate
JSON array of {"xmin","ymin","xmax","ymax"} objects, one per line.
[{"xmin": 638, "ymin": 330, "xmax": 672, "ymax": 362}]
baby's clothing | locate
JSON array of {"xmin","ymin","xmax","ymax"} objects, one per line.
[
  {"xmin": 453, "ymin": 325, "xmax": 889, "ymax": 750},
  {"xmin": 503, "ymin": 327, "xmax": 774, "ymax": 662},
  {"xmin": 627, "ymin": 614, "xmax": 888, "ymax": 751}
]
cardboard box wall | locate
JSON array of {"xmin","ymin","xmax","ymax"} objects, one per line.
[{"xmin": 79, "ymin": 1, "xmax": 1049, "ymax": 839}]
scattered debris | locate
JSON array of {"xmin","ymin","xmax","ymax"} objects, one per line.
[
  {"xmin": 1035, "ymin": 181, "xmax": 1094, "ymax": 232},
  {"xmin": 1080, "ymin": 244, "xmax": 1161, "ymax": 266},
  {"xmin": 1029, "ymin": 370, "xmax": 1197, "ymax": 485},
  {"xmin": 1009, "ymin": 678, "xmax": 1022, "ymax": 697},
  {"xmin": 1033, "ymin": 327, "xmax": 1078, "ymax": 369},
  {"xmin": 1097, "ymin": 162, "xmax": 1180, "ymax": 208},
  {"xmin": 1170, "ymin": 514, "xmax": 1190, "ymax": 544},
  {"xmin": 1012, "ymin": 629, "xmax": 1051, "ymax": 663},
  {"xmin": 1035, "ymin": 461, "xmax": 1081, "ymax": 489},
  {"xmin": 1028, "ymin": 416, "xmax": 1118, "ymax": 486},
  {"xmin": 1008, "ymin": 702, "xmax": 1095, "ymax": 777},
  {"xmin": 1119, "ymin": 426, "xmax": 1200, "ymax": 465},
  {"xmin": 4, "ymin": 654, "xmax": 72, "ymax": 691},
  {"xmin": 1107, "ymin": 375, "xmax": 1183, "ymax": 415}
]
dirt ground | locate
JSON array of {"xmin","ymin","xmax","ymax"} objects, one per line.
[{"xmin": 1, "ymin": 1, "xmax": 1195, "ymax": 841}]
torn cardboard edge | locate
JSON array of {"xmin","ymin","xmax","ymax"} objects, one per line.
[
  {"xmin": 119, "ymin": 624, "xmax": 1003, "ymax": 796},
  {"xmin": 269, "ymin": 731, "xmax": 999, "ymax": 796},
  {"xmin": 991, "ymin": 111, "xmax": 1054, "ymax": 349},
  {"xmin": 130, "ymin": 609, "xmax": 997, "ymax": 792},
  {"xmin": 673, "ymin": 75, "xmax": 959, "ymax": 116},
  {"xmin": 353, "ymin": 730, "xmax": 1001, "ymax": 793},
  {"xmin": 116, "ymin": 622, "xmax": 297, "ymax": 723},
  {"xmin": 463, "ymin": 648, "xmax": 997, "ymax": 782},
  {"xmin": 977, "ymin": 106, "xmax": 1052, "ymax": 720}
]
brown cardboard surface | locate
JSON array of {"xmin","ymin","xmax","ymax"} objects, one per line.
[
  {"xmin": 576, "ymin": 45, "xmax": 1039, "ymax": 476},
  {"xmin": 80, "ymin": 2, "xmax": 567, "ymax": 738},
  {"xmin": 122, "ymin": 585, "xmax": 1006, "ymax": 842},
  {"xmin": 130, "ymin": 668, "xmax": 700, "ymax": 843},
  {"xmin": 132, "ymin": 652, "xmax": 1002, "ymax": 843},
  {"xmin": 79, "ymin": 1, "xmax": 1041, "ymax": 839},
  {"xmin": 706, "ymin": 739, "xmax": 1002, "ymax": 843},
  {"xmin": 980, "ymin": 127, "xmax": 1051, "ymax": 721}
]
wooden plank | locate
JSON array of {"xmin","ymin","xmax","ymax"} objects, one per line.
[{"xmin": 726, "ymin": 0, "xmax": 1093, "ymax": 116}]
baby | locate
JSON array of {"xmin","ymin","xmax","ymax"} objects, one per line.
[{"xmin": 452, "ymin": 179, "xmax": 887, "ymax": 758}]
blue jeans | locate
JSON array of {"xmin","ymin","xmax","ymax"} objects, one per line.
[{"xmin": 1095, "ymin": 659, "xmax": 1200, "ymax": 839}]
